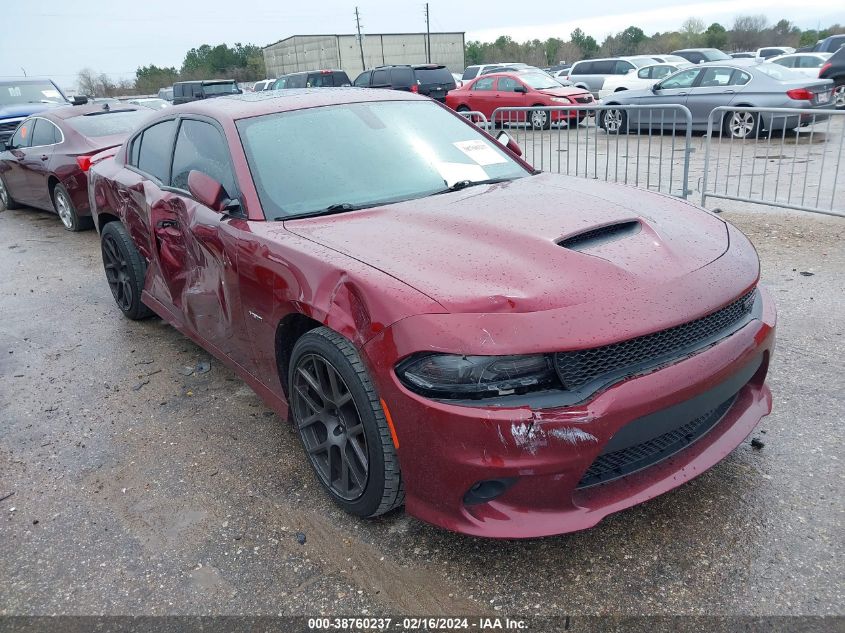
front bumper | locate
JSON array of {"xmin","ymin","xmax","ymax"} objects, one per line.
[{"xmin": 365, "ymin": 285, "xmax": 776, "ymax": 538}]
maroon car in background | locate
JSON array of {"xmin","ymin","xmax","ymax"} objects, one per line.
[
  {"xmin": 87, "ymin": 89, "xmax": 776, "ymax": 538},
  {"xmin": 445, "ymin": 71, "xmax": 595, "ymax": 129},
  {"xmin": 0, "ymin": 103, "xmax": 151, "ymax": 230}
]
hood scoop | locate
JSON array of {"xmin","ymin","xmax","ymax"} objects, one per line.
[{"xmin": 558, "ymin": 220, "xmax": 641, "ymax": 252}]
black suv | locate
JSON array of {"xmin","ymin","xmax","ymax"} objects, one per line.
[
  {"xmin": 819, "ymin": 47, "xmax": 845, "ymax": 109},
  {"xmin": 172, "ymin": 80, "xmax": 241, "ymax": 105},
  {"xmin": 272, "ymin": 70, "xmax": 351, "ymax": 89},
  {"xmin": 353, "ymin": 64, "xmax": 456, "ymax": 102}
]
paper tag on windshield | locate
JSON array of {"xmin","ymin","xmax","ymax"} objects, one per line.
[{"xmin": 453, "ymin": 140, "xmax": 507, "ymax": 166}]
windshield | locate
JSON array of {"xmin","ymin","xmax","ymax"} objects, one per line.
[
  {"xmin": 237, "ymin": 100, "xmax": 528, "ymax": 218},
  {"xmin": 66, "ymin": 110, "xmax": 151, "ymax": 138},
  {"xmin": 755, "ymin": 63, "xmax": 807, "ymax": 81},
  {"xmin": 1, "ymin": 80, "xmax": 67, "ymax": 106},
  {"xmin": 519, "ymin": 73, "xmax": 559, "ymax": 89},
  {"xmin": 704, "ymin": 49, "xmax": 732, "ymax": 61}
]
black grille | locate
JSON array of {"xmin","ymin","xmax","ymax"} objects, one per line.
[
  {"xmin": 577, "ymin": 395, "xmax": 736, "ymax": 488},
  {"xmin": 555, "ymin": 290, "xmax": 756, "ymax": 392},
  {"xmin": 559, "ymin": 221, "xmax": 640, "ymax": 250},
  {"xmin": 574, "ymin": 96, "xmax": 593, "ymax": 104}
]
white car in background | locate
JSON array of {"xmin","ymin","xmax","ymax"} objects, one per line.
[
  {"xmin": 768, "ymin": 52, "xmax": 832, "ymax": 77},
  {"xmin": 598, "ymin": 62, "xmax": 692, "ymax": 100}
]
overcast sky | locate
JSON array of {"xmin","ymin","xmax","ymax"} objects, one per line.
[{"xmin": 2, "ymin": 0, "xmax": 842, "ymax": 87}]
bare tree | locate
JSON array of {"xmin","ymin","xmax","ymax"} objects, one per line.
[{"xmin": 731, "ymin": 15, "xmax": 768, "ymax": 50}]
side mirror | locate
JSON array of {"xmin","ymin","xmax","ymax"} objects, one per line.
[
  {"xmin": 514, "ymin": 85, "xmax": 527, "ymax": 93},
  {"xmin": 651, "ymin": 84, "xmax": 660, "ymax": 93},
  {"xmin": 496, "ymin": 131, "xmax": 523, "ymax": 157},
  {"xmin": 187, "ymin": 170, "xmax": 237, "ymax": 213},
  {"xmin": 71, "ymin": 95, "xmax": 88, "ymax": 105}
]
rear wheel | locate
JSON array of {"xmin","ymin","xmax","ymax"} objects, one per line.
[
  {"xmin": 289, "ymin": 327, "xmax": 403, "ymax": 518},
  {"xmin": 53, "ymin": 183, "xmax": 93, "ymax": 231},
  {"xmin": 723, "ymin": 110, "xmax": 759, "ymax": 139},
  {"xmin": 0, "ymin": 173, "xmax": 19, "ymax": 210},
  {"xmin": 833, "ymin": 82, "xmax": 845, "ymax": 109},
  {"xmin": 100, "ymin": 221, "xmax": 154, "ymax": 320}
]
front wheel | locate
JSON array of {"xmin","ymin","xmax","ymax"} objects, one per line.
[
  {"xmin": 289, "ymin": 327, "xmax": 403, "ymax": 518},
  {"xmin": 723, "ymin": 110, "xmax": 759, "ymax": 139},
  {"xmin": 600, "ymin": 108, "xmax": 628, "ymax": 134},
  {"xmin": 0, "ymin": 173, "xmax": 20, "ymax": 211},
  {"xmin": 100, "ymin": 221, "xmax": 154, "ymax": 320},
  {"xmin": 53, "ymin": 183, "xmax": 93, "ymax": 231},
  {"xmin": 530, "ymin": 107, "xmax": 551, "ymax": 130}
]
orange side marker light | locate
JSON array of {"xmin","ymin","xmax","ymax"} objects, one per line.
[{"xmin": 380, "ymin": 398, "xmax": 400, "ymax": 449}]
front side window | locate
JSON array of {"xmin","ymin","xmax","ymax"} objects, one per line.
[
  {"xmin": 171, "ymin": 119, "xmax": 236, "ymax": 198},
  {"xmin": 472, "ymin": 77, "xmax": 495, "ymax": 91},
  {"xmin": 136, "ymin": 119, "xmax": 177, "ymax": 184},
  {"xmin": 31, "ymin": 119, "xmax": 60, "ymax": 146},
  {"xmin": 237, "ymin": 101, "xmax": 529, "ymax": 219},
  {"xmin": 637, "ymin": 67, "xmax": 652, "ymax": 79},
  {"xmin": 10, "ymin": 120, "xmax": 32, "ymax": 149},
  {"xmin": 353, "ymin": 72, "xmax": 370, "ymax": 87},
  {"xmin": 614, "ymin": 61, "xmax": 634, "ymax": 75},
  {"xmin": 659, "ymin": 68, "xmax": 700, "ymax": 89},
  {"xmin": 496, "ymin": 77, "xmax": 521, "ymax": 92},
  {"xmin": 652, "ymin": 65, "xmax": 675, "ymax": 79}
]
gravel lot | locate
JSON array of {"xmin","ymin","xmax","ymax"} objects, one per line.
[{"xmin": 0, "ymin": 193, "xmax": 843, "ymax": 624}]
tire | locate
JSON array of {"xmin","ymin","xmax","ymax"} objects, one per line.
[
  {"xmin": 723, "ymin": 110, "xmax": 759, "ymax": 140},
  {"xmin": 833, "ymin": 82, "xmax": 845, "ymax": 110},
  {"xmin": 100, "ymin": 221, "xmax": 154, "ymax": 320},
  {"xmin": 53, "ymin": 183, "xmax": 93, "ymax": 231},
  {"xmin": 0, "ymin": 173, "xmax": 20, "ymax": 210},
  {"xmin": 569, "ymin": 116, "xmax": 587, "ymax": 128},
  {"xmin": 289, "ymin": 327, "xmax": 403, "ymax": 518},
  {"xmin": 530, "ymin": 106, "xmax": 551, "ymax": 130},
  {"xmin": 600, "ymin": 108, "xmax": 628, "ymax": 134}
]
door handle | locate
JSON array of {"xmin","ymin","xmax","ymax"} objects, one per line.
[
  {"xmin": 724, "ymin": 89, "xmax": 736, "ymax": 94},
  {"xmin": 677, "ymin": 92, "xmax": 688, "ymax": 96},
  {"xmin": 156, "ymin": 219, "xmax": 179, "ymax": 229},
  {"xmin": 40, "ymin": 154, "xmax": 49, "ymax": 161}
]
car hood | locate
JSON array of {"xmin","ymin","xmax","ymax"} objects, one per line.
[
  {"xmin": 0, "ymin": 102, "xmax": 64, "ymax": 119},
  {"xmin": 283, "ymin": 173, "xmax": 729, "ymax": 314}
]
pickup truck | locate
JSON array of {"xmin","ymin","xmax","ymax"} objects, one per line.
[{"xmin": 0, "ymin": 78, "xmax": 71, "ymax": 145}]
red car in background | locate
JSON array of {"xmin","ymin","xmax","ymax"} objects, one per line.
[
  {"xmin": 446, "ymin": 71, "xmax": 595, "ymax": 129},
  {"xmin": 0, "ymin": 103, "xmax": 151, "ymax": 230},
  {"xmin": 88, "ymin": 90, "xmax": 775, "ymax": 538}
]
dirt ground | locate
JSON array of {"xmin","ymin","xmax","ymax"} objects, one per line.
[{"xmin": 0, "ymin": 200, "xmax": 842, "ymax": 622}]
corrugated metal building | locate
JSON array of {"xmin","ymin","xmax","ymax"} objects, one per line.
[{"xmin": 263, "ymin": 32, "xmax": 465, "ymax": 80}]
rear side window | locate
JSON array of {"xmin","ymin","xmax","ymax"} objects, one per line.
[
  {"xmin": 472, "ymin": 77, "xmax": 495, "ymax": 91},
  {"xmin": 31, "ymin": 119, "xmax": 60, "ymax": 146},
  {"xmin": 462, "ymin": 66, "xmax": 479, "ymax": 80},
  {"xmin": 286, "ymin": 74, "xmax": 307, "ymax": 89},
  {"xmin": 730, "ymin": 71, "xmax": 752, "ymax": 86},
  {"xmin": 571, "ymin": 62, "xmax": 591, "ymax": 74},
  {"xmin": 591, "ymin": 60, "xmax": 616, "ymax": 74},
  {"xmin": 415, "ymin": 67, "xmax": 454, "ymax": 86},
  {"xmin": 353, "ymin": 71, "xmax": 370, "ymax": 87},
  {"xmin": 135, "ymin": 119, "xmax": 176, "ymax": 184},
  {"xmin": 773, "ymin": 57, "xmax": 794, "ymax": 67},
  {"xmin": 798, "ymin": 56, "xmax": 824, "ymax": 69},
  {"xmin": 171, "ymin": 119, "xmax": 236, "ymax": 198},
  {"xmin": 371, "ymin": 69, "xmax": 389, "ymax": 86},
  {"xmin": 390, "ymin": 68, "xmax": 414, "ymax": 87}
]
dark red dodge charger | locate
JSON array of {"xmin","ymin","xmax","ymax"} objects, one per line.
[{"xmin": 88, "ymin": 89, "xmax": 776, "ymax": 538}]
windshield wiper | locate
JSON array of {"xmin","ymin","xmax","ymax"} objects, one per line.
[
  {"xmin": 276, "ymin": 203, "xmax": 361, "ymax": 221},
  {"xmin": 433, "ymin": 177, "xmax": 517, "ymax": 195}
]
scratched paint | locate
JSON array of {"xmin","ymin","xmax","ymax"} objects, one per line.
[{"xmin": 549, "ymin": 427, "xmax": 598, "ymax": 445}]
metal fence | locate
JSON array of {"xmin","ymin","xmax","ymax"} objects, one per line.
[
  {"xmin": 485, "ymin": 105, "xmax": 694, "ymax": 199},
  {"xmin": 701, "ymin": 106, "xmax": 845, "ymax": 218}
]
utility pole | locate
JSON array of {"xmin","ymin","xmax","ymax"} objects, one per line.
[
  {"xmin": 424, "ymin": 3, "xmax": 431, "ymax": 63},
  {"xmin": 355, "ymin": 7, "xmax": 366, "ymax": 72}
]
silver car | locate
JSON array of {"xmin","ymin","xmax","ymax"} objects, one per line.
[
  {"xmin": 598, "ymin": 61, "xmax": 834, "ymax": 138},
  {"xmin": 566, "ymin": 56, "xmax": 659, "ymax": 98}
]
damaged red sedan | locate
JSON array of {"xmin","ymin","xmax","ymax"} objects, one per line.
[{"xmin": 88, "ymin": 90, "xmax": 776, "ymax": 538}]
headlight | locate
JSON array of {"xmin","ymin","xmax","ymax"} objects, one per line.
[
  {"xmin": 550, "ymin": 97, "xmax": 571, "ymax": 104},
  {"xmin": 396, "ymin": 353, "xmax": 559, "ymax": 399}
]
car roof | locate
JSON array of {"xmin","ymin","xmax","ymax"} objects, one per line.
[
  {"xmin": 282, "ymin": 69, "xmax": 345, "ymax": 76},
  {"xmin": 169, "ymin": 88, "xmax": 428, "ymax": 121}
]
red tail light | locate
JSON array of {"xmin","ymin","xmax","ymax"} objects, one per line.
[
  {"xmin": 76, "ymin": 155, "xmax": 93, "ymax": 172},
  {"xmin": 786, "ymin": 88, "xmax": 814, "ymax": 101},
  {"xmin": 410, "ymin": 84, "xmax": 419, "ymax": 93},
  {"xmin": 819, "ymin": 62, "xmax": 832, "ymax": 77}
]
